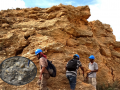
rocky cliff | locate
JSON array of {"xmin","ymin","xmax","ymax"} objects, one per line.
[{"xmin": 0, "ymin": 4, "xmax": 120, "ymax": 90}]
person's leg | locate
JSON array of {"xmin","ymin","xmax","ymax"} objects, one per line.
[
  {"xmin": 43, "ymin": 73, "xmax": 50, "ymax": 90},
  {"xmin": 40, "ymin": 73, "xmax": 50, "ymax": 90},
  {"xmin": 88, "ymin": 77, "xmax": 92, "ymax": 84},
  {"xmin": 92, "ymin": 78, "xmax": 97, "ymax": 90},
  {"xmin": 40, "ymin": 74, "xmax": 44, "ymax": 90},
  {"xmin": 66, "ymin": 75, "xmax": 71, "ymax": 88},
  {"xmin": 66, "ymin": 75, "xmax": 73, "ymax": 90},
  {"xmin": 69, "ymin": 76, "xmax": 76, "ymax": 90},
  {"xmin": 37, "ymin": 79, "xmax": 41, "ymax": 86}
]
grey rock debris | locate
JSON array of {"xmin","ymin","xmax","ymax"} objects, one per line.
[{"xmin": 0, "ymin": 56, "xmax": 37, "ymax": 86}]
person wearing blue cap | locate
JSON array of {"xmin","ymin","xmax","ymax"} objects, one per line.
[
  {"xmin": 86, "ymin": 55, "xmax": 98, "ymax": 90},
  {"xmin": 66, "ymin": 54, "xmax": 84, "ymax": 90},
  {"xmin": 35, "ymin": 49, "xmax": 50, "ymax": 90}
]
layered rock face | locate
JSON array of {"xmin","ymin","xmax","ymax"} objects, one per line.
[{"xmin": 0, "ymin": 4, "xmax": 120, "ymax": 90}]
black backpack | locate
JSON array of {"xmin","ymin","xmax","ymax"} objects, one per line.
[
  {"xmin": 66, "ymin": 59, "xmax": 78, "ymax": 71},
  {"xmin": 46, "ymin": 60, "xmax": 56, "ymax": 77}
]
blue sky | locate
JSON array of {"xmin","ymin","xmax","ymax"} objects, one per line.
[
  {"xmin": 23, "ymin": 0, "xmax": 97, "ymax": 8},
  {"xmin": 0, "ymin": 0, "xmax": 120, "ymax": 41}
]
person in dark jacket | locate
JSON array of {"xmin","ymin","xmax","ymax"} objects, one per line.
[{"xmin": 65, "ymin": 54, "xmax": 84, "ymax": 90}]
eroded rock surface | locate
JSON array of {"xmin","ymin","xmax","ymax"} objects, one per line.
[{"xmin": 0, "ymin": 4, "xmax": 120, "ymax": 90}]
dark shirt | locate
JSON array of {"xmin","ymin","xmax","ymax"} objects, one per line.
[{"xmin": 66, "ymin": 59, "xmax": 82, "ymax": 76}]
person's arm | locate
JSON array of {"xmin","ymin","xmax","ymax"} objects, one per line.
[
  {"xmin": 65, "ymin": 62, "xmax": 68, "ymax": 71},
  {"xmin": 39, "ymin": 67, "xmax": 46, "ymax": 80},
  {"xmin": 80, "ymin": 66, "xmax": 84, "ymax": 77},
  {"xmin": 39, "ymin": 59, "xmax": 41, "ymax": 73},
  {"xmin": 78, "ymin": 61, "xmax": 84, "ymax": 77},
  {"xmin": 39, "ymin": 58, "xmax": 46, "ymax": 80},
  {"xmin": 91, "ymin": 69, "xmax": 98, "ymax": 72},
  {"xmin": 86, "ymin": 64, "xmax": 90, "ymax": 79},
  {"xmin": 40, "ymin": 67, "xmax": 46, "ymax": 74}
]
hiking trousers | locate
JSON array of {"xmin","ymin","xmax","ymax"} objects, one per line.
[
  {"xmin": 66, "ymin": 75, "xmax": 76, "ymax": 90},
  {"xmin": 37, "ymin": 73, "xmax": 50, "ymax": 90},
  {"xmin": 88, "ymin": 77, "xmax": 97, "ymax": 90}
]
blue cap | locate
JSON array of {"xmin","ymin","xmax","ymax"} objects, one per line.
[
  {"xmin": 89, "ymin": 55, "xmax": 95, "ymax": 59},
  {"xmin": 35, "ymin": 49, "xmax": 43, "ymax": 55},
  {"xmin": 74, "ymin": 54, "xmax": 80, "ymax": 59}
]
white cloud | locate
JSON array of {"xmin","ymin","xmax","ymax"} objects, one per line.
[
  {"xmin": 0, "ymin": 0, "xmax": 26, "ymax": 10},
  {"xmin": 88, "ymin": 0, "xmax": 120, "ymax": 41}
]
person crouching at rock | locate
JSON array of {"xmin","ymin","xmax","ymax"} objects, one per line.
[
  {"xmin": 35, "ymin": 49, "xmax": 50, "ymax": 90},
  {"xmin": 65, "ymin": 54, "xmax": 84, "ymax": 90},
  {"xmin": 86, "ymin": 55, "xmax": 98, "ymax": 90}
]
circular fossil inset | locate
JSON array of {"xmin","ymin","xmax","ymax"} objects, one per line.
[{"xmin": 0, "ymin": 56, "xmax": 37, "ymax": 86}]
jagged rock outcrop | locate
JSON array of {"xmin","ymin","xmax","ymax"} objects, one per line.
[{"xmin": 0, "ymin": 4, "xmax": 120, "ymax": 90}]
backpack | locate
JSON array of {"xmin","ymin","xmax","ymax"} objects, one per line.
[
  {"xmin": 46, "ymin": 60, "xmax": 56, "ymax": 77},
  {"xmin": 66, "ymin": 59, "xmax": 78, "ymax": 71}
]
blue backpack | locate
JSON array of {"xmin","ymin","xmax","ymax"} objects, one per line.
[{"xmin": 46, "ymin": 60, "xmax": 56, "ymax": 77}]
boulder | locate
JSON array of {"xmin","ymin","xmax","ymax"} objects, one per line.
[
  {"xmin": 111, "ymin": 51, "xmax": 120, "ymax": 58},
  {"xmin": 28, "ymin": 11, "xmax": 38, "ymax": 14},
  {"xmin": 15, "ymin": 12, "xmax": 24, "ymax": 17},
  {"xmin": 100, "ymin": 47, "xmax": 111, "ymax": 57},
  {"xmin": 29, "ymin": 14, "xmax": 38, "ymax": 19},
  {"xmin": 81, "ymin": 10, "xmax": 91, "ymax": 19},
  {"xmin": 56, "ymin": 12, "xmax": 67, "ymax": 17},
  {"xmin": 46, "ymin": 6, "xmax": 61, "ymax": 13},
  {"xmin": 103, "ymin": 24, "xmax": 113, "ymax": 32},
  {"xmin": 1, "ymin": 23, "xmax": 9, "ymax": 28},
  {"xmin": 47, "ymin": 13, "xmax": 57, "ymax": 19},
  {"xmin": 76, "ymin": 28, "xmax": 93, "ymax": 37},
  {"xmin": 113, "ymin": 42, "xmax": 120, "ymax": 48},
  {"xmin": 24, "ymin": 29, "xmax": 35, "ymax": 39},
  {"xmin": 66, "ymin": 38, "xmax": 79, "ymax": 47},
  {"xmin": 6, "ymin": 17, "xmax": 14, "ymax": 24},
  {"xmin": 1, "ymin": 18, "xmax": 7, "ymax": 23}
]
